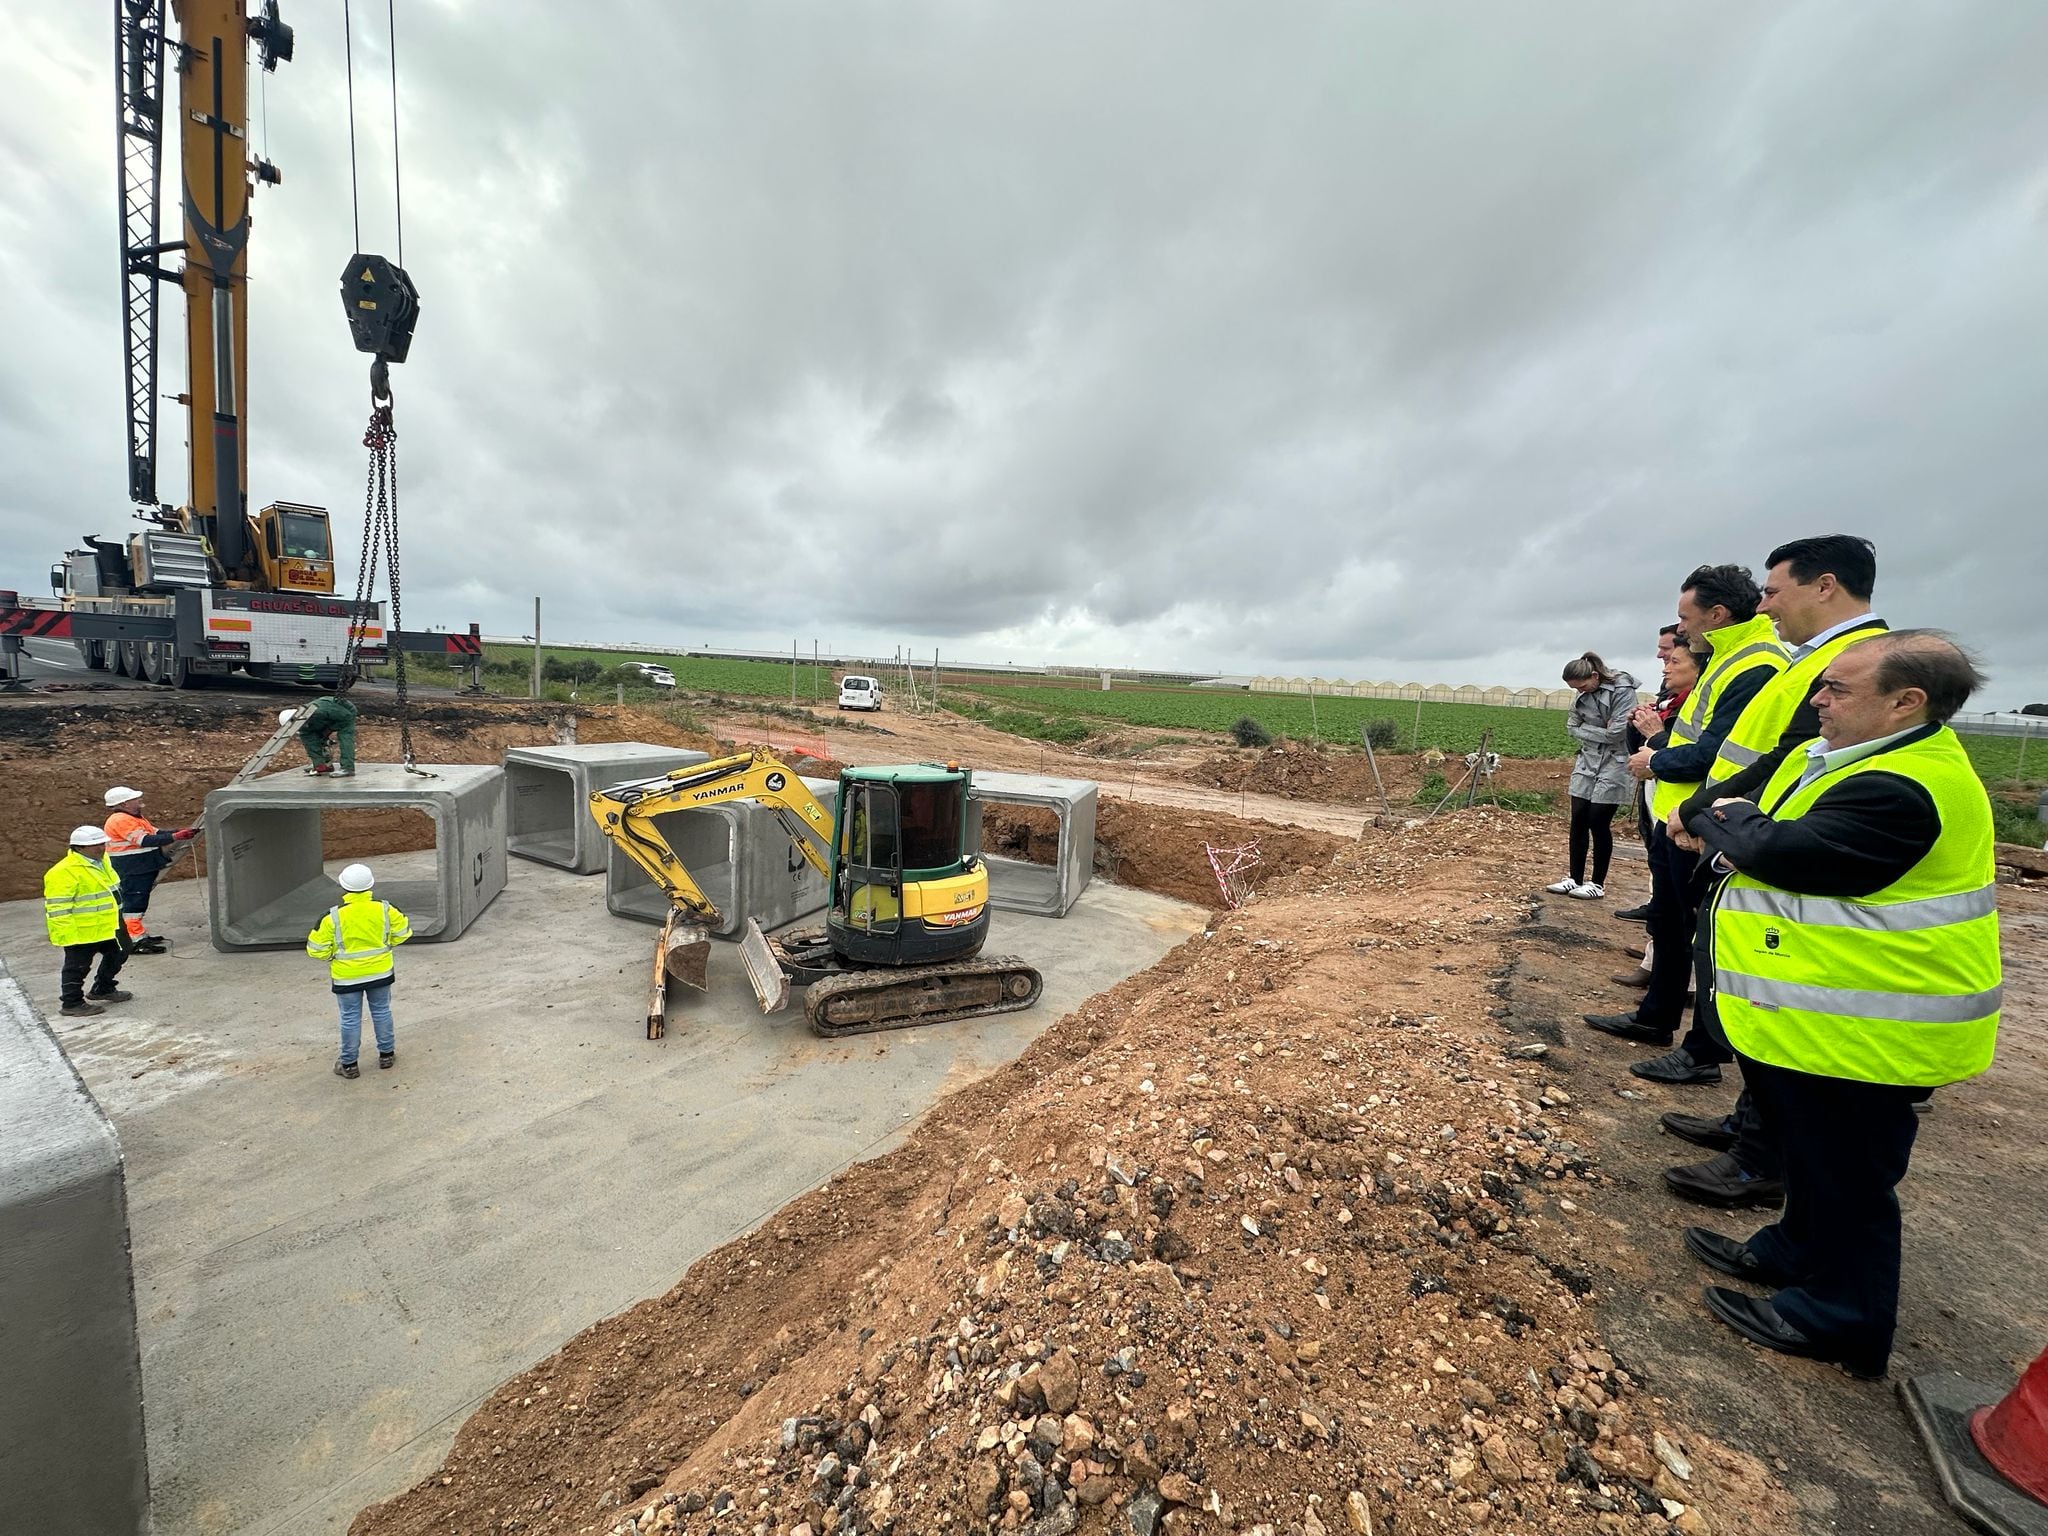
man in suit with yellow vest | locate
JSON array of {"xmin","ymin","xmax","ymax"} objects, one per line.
[
  {"xmin": 1652, "ymin": 536, "xmax": 1888, "ymax": 1208},
  {"xmin": 1682, "ymin": 631, "xmax": 1999, "ymax": 1380},
  {"xmin": 1585, "ymin": 565, "xmax": 1787, "ymax": 1050}
]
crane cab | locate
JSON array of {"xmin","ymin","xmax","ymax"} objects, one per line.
[
  {"xmin": 253, "ymin": 502, "xmax": 336, "ymax": 593},
  {"xmin": 828, "ymin": 764, "xmax": 989, "ymax": 967}
]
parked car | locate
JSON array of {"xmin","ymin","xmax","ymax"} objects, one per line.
[
  {"xmin": 620, "ymin": 661, "xmax": 676, "ymax": 690},
  {"xmin": 838, "ymin": 674, "xmax": 882, "ymax": 711}
]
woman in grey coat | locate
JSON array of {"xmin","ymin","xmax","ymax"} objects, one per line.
[{"xmin": 1545, "ymin": 653, "xmax": 1639, "ymax": 899}]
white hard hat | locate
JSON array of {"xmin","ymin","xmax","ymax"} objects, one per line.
[
  {"xmin": 278, "ymin": 707, "xmax": 298, "ymax": 726},
  {"xmin": 338, "ymin": 863, "xmax": 376, "ymax": 892},
  {"xmin": 104, "ymin": 786, "xmax": 143, "ymax": 807},
  {"xmin": 70, "ymin": 825, "xmax": 112, "ymax": 846}
]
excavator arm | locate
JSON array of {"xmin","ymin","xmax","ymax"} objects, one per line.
[
  {"xmin": 591, "ymin": 748, "xmax": 834, "ymax": 923},
  {"xmin": 590, "ymin": 749, "xmax": 836, "ymax": 1033}
]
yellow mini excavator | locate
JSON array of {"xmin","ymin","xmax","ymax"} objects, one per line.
[{"xmin": 590, "ymin": 749, "xmax": 1043, "ymax": 1039}]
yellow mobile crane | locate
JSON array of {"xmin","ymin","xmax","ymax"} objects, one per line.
[
  {"xmin": 592, "ymin": 750, "xmax": 1043, "ymax": 1039},
  {"xmin": 4, "ymin": 1, "xmax": 453, "ymax": 690}
]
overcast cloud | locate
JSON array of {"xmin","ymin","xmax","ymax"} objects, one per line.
[{"xmin": 3, "ymin": 2, "xmax": 2044, "ymax": 701}]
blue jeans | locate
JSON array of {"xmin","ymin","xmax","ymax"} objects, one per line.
[{"xmin": 337, "ymin": 983, "xmax": 395, "ymax": 1065}]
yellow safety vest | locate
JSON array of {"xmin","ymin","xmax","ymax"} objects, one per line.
[
  {"xmin": 1713, "ymin": 727, "xmax": 2000, "ymax": 1087},
  {"xmin": 1649, "ymin": 613, "xmax": 1789, "ymax": 821},
  {"xmin": 1703, "ymin": 619, "xmax": 1887, "ymax": 786},
  {"xmin": 305, "ymin": 892, "xmax": 412, "ymax": 984},
  {"xmin": 43, "ymin": 851, "xmax": 122, "ymax": 947}
]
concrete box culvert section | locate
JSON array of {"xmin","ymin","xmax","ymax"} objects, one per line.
[
  {"xmin": 0, "ymin": 959, "xmax": 150, "ymax": 1535},
  {"xmin": 605, "ymin": 776, "xmax": 842, "ymax": 937},
  {"xmin": 504, "ymin": 744, "xmax": 710, "ymax": 874},
  {"xmin": 967, "ymin": 771, "xmax": 1099, "ymax": 918},
  {"xmin": 203, "ymin": 763, "xmax": 508, "ymax": 949}
]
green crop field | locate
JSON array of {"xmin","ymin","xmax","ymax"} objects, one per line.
[
  {"xmin": 471, "ymin": 644, "xmax": 852, "ymax": 701},
  {"xmin": 962, "ymin": 683, "xmax": 1573, "ymax": 757}
]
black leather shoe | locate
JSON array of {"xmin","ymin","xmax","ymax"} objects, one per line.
[
  {"xmin": 1583, "ymin": 1012, "xmax": 1675, "ymax": 1045},
  {"xmin": 1660, "ymin": 1111, "xmax": 1737, "ymax": 1151},
  {"xmin": 1701, "ymin": 1287, "xmax": 1885, "ymax": 1380},
  {"xmin": 1631, "ymin": 1047, "xmax": 1723, "ymax": 1085},
  {"xmin": 1683, "ymin": 1226, "xmax": 1794, "ymax": 1287},
  {"xmin": 86, "ymin": 988, "xmax": 135, "ymax": 1005},
  {"xmin": 1614, "ymin": 903, "xmax": 1652, "ymax": 922},
  {"xmin": 1664, "ymin": 1152, "xmax": 1785, "ymax": 1208},
  {"xmin": 132, "ymin": 936, "xmax": 168, "ymax": 954}
]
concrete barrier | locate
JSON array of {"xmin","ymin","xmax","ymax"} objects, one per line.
[
  {"xmin": 968, "ymin": 771, "xmax": 1098, "ymax": 918},
  {"xmin": 606, "ymin": 777, "xmax": 841, "ymax": 937},
  {"xmin": 204, "ymin": 763, "xmax": 508, "ymax": 949},
  {"xmin": 0, "ymin": 959, "xmax": 150, "ymax": 1533},
  {"xmin": 505, "ymin": 744, "xmax": 709, "ymax": 874}
]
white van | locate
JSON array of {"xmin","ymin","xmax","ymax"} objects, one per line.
[{"xmin": 837, "ymin": 675, "xmax": 882, "ymax": 711}]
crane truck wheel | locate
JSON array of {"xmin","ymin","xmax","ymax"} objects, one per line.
[{"xmin": 112, "ymin": 640, "xmax": 135, "ymax": 677}]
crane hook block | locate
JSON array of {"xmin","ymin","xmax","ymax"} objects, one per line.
[{"xmin": 340, "ymin": 253, "xmax": 421, "ymax": 366}]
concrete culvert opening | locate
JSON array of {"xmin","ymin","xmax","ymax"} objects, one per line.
[
  {"xmin": 607, "ymin": 807, "xmax": 737, "ymax": 926},
  {"xmin": 210, "ymin": 804, "xmax": 444, "ymax": 946},
  {"xmin": 506, "ymin": 763, "xmax": 580, "ymax": 868}
]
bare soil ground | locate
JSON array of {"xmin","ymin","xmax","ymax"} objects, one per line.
[
  {"xmin": 1182, "ymin": 742, "xmax": 1571, "ymax": 812},
  {"xmin": 1504, "ymin": 869, "xmax": 2048, "ymax": 1536},
  {"xmin": 8, "ymin": 687, "xmax": 2037, "ymax": 1536},
  {"xmin": 352, "ymin": 811, "xmax": 1804, "ymax": 1536},
  {"xmin": 707, "ymin": 704, "xmax": 1448, "ymax": 840}
]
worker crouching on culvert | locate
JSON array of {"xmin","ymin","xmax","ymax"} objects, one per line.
[
  {"xmin": 296, "ymin": 692, "xmax": 360, "ymax": 776},
  {"xmin": 102, "ymin": 784, "xmax": 197, "ymax": 952},
  {"xmin": 43, "ymin": 825, "xmax": 132, "ymax": 1017},
  {"xmin": 305, "ymin": 862, "xmax": 411, "ymax": 1079}
]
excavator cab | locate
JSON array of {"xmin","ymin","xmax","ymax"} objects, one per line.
[
  {"xmin": 828, "ymin": 766, "xmax": 988, "ymax": 968},
  {"xmin": 591, "ymin": 749, "xmax": 1038, "ymax": 1038}
]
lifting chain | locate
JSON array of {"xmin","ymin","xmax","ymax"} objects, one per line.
[{"xmin": 343, "ymin": 384, "xmax": 419, "ymax": 771}]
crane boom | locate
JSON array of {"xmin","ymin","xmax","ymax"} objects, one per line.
[{"xmin": 117, "ymin": 0, "xmax": 176, "ymax": 509}]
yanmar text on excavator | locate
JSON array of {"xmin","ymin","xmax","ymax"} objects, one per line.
[{"xmin": 592, "ymin": 749, "xmax": 1044, "ymax": 1039}]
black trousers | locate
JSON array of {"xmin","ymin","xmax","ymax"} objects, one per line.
[
  {"xmin": 1678, "ymin": 872, "xmax": 1735, "ymax": 1068},
  {"xmin": 1637, "ymin": 830, "xmax": 1698, "ymax": 1033},
  {"xmin": 1741, "ymin": 1054, "xmax": 1928, "ymax": 1373},
  {"xmin": 1567, "ymin": 797, "xmax": 1619, "ymax": 886},
  {"xmin": 59, "ymin": 940, "xmax": 128, "ymax": 1006}
]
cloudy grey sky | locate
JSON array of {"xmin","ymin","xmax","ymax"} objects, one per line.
[{"xmin": 4, "ymin": 3, "xmax": 2044, "ymax": 700}]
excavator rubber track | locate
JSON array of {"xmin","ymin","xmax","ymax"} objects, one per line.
[{"xmin": 802, "ymin": 954, "xmax": 1045, "ymax": 1038}]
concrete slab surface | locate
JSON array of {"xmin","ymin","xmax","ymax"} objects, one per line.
[{"xmin": 0, "ymin": 856, "xmax": 1204, "ymax": 1536}]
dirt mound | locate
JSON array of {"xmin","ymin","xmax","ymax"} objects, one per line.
[
  {"xmin": 983, "ymin": 801, "xmax": 1349, "ymax": 911},
  {"xmin": 352, "ymin": 813, "xmax": 1793, "ymax": 1536},
  {"xmin": 0, "ymin": 699, "xmax": 722, "ymax": 903},
  {"xmin": 1188, "ymin": 742, "xmax": 1569, "ymax": 812}
]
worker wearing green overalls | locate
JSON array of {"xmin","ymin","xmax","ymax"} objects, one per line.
[{"xmin": 300, "ymin": 695, "xmax": 360, "ymax": 776}]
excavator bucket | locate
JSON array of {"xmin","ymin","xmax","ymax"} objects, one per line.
[
  {"xmin": 660, "ymin": 918, "xmax": 713, "ymax": 992},
  {"xmin": 646, "ymin": 913, "xmax": 712, "ymax": 1040},
  {"xmin": 739, "ymin": 918, "xmax": 791, "ymax": 1015}
]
